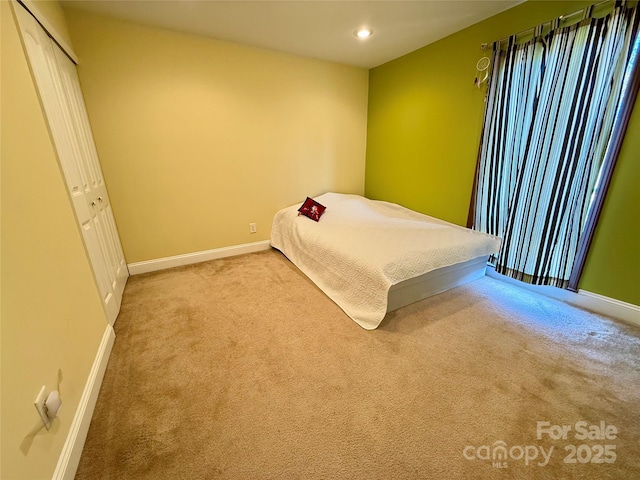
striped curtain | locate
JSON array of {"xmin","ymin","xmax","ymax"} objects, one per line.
[{"xmin": 473, "ymin": 2, "xmax": 639, "ymax": 288}]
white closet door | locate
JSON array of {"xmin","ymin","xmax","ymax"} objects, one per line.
[
  {"xmin": 52, "ymin": 43, "xmax": 128, "ymax": 308},
  {"xmin": 15, "ymin": 4, "xmax": 127, "ymax": 324}
]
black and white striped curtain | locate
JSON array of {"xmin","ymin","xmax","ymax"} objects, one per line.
[{"xmin": 472, "ymin": 2, "xmax": 639, "ymax": 288}]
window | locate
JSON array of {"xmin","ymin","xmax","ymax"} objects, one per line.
[{"xmin": 469, "ymin": 1, "xmax": 640, "ymax": 289}]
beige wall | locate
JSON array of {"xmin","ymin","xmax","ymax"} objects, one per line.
[
  {"xmin": 63, "ymin": 8, "xmax": 369, "ymax": 264},
  {"xmin": 1, "ymin": 1, "xmax": 108, "ymax": 478}
]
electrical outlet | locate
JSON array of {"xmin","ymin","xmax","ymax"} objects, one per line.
[
  {"xmin": 249, "ymin": 223, "xmax": 257, "ymax": 234},
  {"xmin": 34, "ymin": 386, "xmax": 51, "ymax": 430}
]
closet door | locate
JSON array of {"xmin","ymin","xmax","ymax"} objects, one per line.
[
  {"xmin": 14, "ymin": 4, "xmax": 127, "ymax": 324},
  {"xmin": 52, "ymin": 44, "xmax": 128, "ymax": 311}
]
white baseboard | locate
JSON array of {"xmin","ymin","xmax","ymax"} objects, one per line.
[
  {"xmin": 127, "ymin": 240, "xmax": 272, "ymax": 275},
  {"xmin": 53, "ymin": 324, "xmax": 115, "ymax": 480},
  {"xmin": 486, "ymin": 268, "xmax": 640, "ymax": 327},
  {"xmin": 575, "ymin": 290, "xmax": 640, "ymax": 327}
]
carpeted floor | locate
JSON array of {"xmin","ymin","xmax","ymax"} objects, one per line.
[{"xmin": 75, "ymin": 249, "xmax": 640, "ymax": 479}]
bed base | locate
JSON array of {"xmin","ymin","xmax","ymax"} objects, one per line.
[{"xmin": 387, "ymin": 256, "xmax": 489, "ymax": 312}]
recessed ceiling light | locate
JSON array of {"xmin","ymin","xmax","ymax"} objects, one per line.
[{"xmin": 354, "ymin": 28, "xmax": 374, "ymax": 39}]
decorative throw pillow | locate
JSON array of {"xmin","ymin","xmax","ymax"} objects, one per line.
[{"xmin": 298, "ymin": 197, "xmax": 326, "ymax": 222}]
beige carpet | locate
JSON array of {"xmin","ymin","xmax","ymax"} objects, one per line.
[{"xmin": 75, "ymin": 250, "xmax": 640, "ymax": 479}]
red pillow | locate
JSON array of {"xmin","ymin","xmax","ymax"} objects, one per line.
[{"xmin": 298, "ymin": 197, "xmax": 326, "ymax": 222}]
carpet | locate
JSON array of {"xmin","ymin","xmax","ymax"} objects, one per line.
[{"xmin": 75, "ymin": 249, "xmax": 640, "ymax": 479}]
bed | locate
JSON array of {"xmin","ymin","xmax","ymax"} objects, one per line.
[{"xmin": 270, "ymin": 193, "xmax": 501, "ymax": 329}]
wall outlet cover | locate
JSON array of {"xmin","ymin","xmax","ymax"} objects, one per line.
[{"xmin": 34, "ymin": 386, "xmax": 51, "ymax": 430}]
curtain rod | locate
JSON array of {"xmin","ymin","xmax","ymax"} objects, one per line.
[{"xmin": 481, "ymin": 0, "xmax": 618, "ymax": 50}]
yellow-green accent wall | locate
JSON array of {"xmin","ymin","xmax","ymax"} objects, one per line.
[
  {"xmin": 365, "ymin": 0, "xmax": 639, "ymax": 305},
  {"xmin": 63, "ymin": 8, "xmax": 369, "ymax": 264},
  {"xmin": 1, "ymin": 1, "xmax": 109, "ymax": 478}
]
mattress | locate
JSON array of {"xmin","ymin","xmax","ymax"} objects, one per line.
[{"xmin": 270, "ymin": 193, "xmax": 501, "ymax": 329}]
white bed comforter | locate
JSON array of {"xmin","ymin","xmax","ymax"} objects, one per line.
[{"xmin": 270, "ymin": 193, "xmax": 500, "ymax": 329}]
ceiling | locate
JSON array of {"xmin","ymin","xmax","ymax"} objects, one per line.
[{"xmin": 62, "ymin": 1, "xmax": 523, "ymax": 69}]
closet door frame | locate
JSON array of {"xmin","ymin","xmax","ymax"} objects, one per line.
[{"xmin": 13, "ymin": 1, "xmax": 128, "ymax": 324}]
